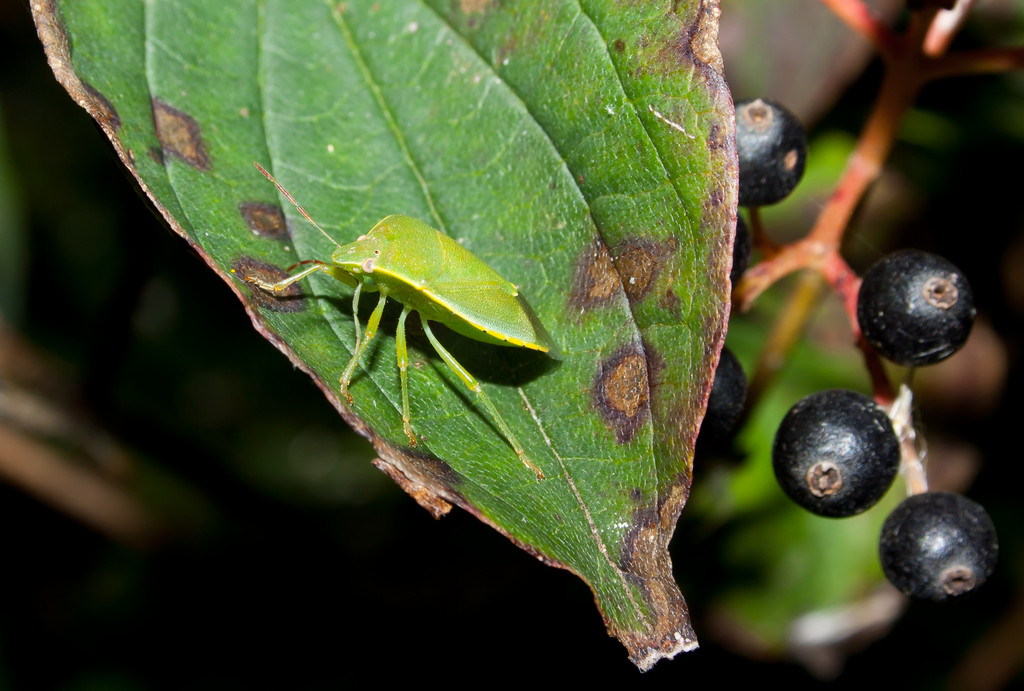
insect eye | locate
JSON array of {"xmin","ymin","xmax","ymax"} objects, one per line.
[{"xmin": 374, "ymin": 249, "xmax": 380, "ymax": 256}]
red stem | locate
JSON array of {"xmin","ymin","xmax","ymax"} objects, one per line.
[
  {"xmin": 737, "ymin": 0, "xmax": 1020, "ymax": 490},
  {"xmin": 816, "ymin": 0, "xmax": 902, "ymax": 57},
  {"xmin": 736, "ymin": 55, "xmax": 922, "ymax": 312},
  {"xmin": 923, "ymin": 0, "xmax": 976, "ymax": 57},
  {"xmin": 927, "ymin": 46, "xmax": 1024, "ymax": 79},
  {"xmin": 737, "ymin": 4, "xmax": 977, "ymax": 407}
]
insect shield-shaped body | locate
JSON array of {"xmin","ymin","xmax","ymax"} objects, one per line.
[
  {"xmin": 337, "ymin": 216, "xmax": 557, "ymax": 354},
  {"xmin": 244, "ymin": 166, "xmax": 557, "ymax": 480}
]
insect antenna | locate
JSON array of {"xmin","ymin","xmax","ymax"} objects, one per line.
[
  {"xmin": 254, "ymin": 161, "xmax": 342, "ymax": 249},
  {"xmin": 286, "ymin": 258, "xmax": 330, "ymax": 272}
]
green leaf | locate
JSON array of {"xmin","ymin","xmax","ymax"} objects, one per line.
[{"xmin": 34, "ymin": 0, "xmax": 735, "ymax": 668}]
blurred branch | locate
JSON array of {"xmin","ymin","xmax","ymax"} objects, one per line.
[
  {"xmin": 923, "ymin": 0, "xmax": 976, "ymax": 57},
  {"xmin": 927, "ymin": 46, "xmax": 1024, "ymax": 79},
  {"xmin": 745, "ymin": 207, "xmax": 779, "ymax": 258},
  {"xmin": 745, "ymin": 1, "xmax": 1023, "ymax": 314},
  {"xmin": 0, "ymin": 321, "xmax": 164, "ymax": 547},
  {"xmin": 0, "ymin": 423, "xmax": 161, "ymax": 547},
  {"xmin": 817, "ymin": 0, "xmax": 902, "ymax": 57},
  {"xmin": 746, "ymin": 272, "xmax": 826, "ymax": 409},
  {"xmin": 888, "ymin": 384, "xmax": 928, "ymax": 494},
  {"xmin": 735, "ymin": 49, "xmax": 918, "ymax": 312},
  {"xmin": 736, "ymin": 1, "xmax": 1024, "ymax": 413},
  {"xmin": 736, "ymin": 0, "xmax": 989, "ymax": 408}
]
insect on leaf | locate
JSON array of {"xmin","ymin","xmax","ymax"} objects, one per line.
[{"xmin": 33, "ymin": 0, "xmax": 736, "ymax": 670}]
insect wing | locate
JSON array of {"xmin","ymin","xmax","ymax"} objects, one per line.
[
  {"xmin": 425, "ymin": 231, "xmax": 556, "ymax": 355},
  {"xmin": 365, "ymin": 215, "xmax": 557, "ymax": 355},
  {"xmin": 430, "ymin": 281, "xmax": 558, "ymax": 356}
]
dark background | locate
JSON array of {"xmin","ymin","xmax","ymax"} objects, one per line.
[{"xmin": 2, "ymin": 1, "xmax": 1023, "ymax": 688}]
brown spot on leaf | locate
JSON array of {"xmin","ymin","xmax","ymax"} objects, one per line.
[
  {"xmin": 147, "ymin": 147, "xmax": 164, "ymax": 166},
  {"xmin": 82, "ymin": 82, "xmax": 121, "ymax": 131},
  {"xmin": 688, "ymin": 1, "xmax": 723, "ymax": 73},
  {"xmin": 460, "ymin": 0, "xmax": 490, "ymax": 13},
  {"xmin": 594, "ymin": 344, "xmax": 650, "ymax": 443},
  {"xmin": 619, "ymin": 507, "xmax": 660, "ymax": 575},
  {"xmin": 612, "ymin": 237, "xmax": 677, "ymax": 305},
  {"xmin": 659, "ymin": 287, "xmax": 681, "ymax": 314},
  {"xmin": 152, "ymin": 98, "xmax": 210, "ymax": 170},
  {"xmin": 613, "ymin": 38, "xmax": 626, "ymax": 53},
  {"xmin": 239, "ymin": 201, "xmax": 289, "ymax": 240},
  {"xmin": 497, "ymin": 34, "xmax": 517, "ymax": 66},
  {"xmin": 651, "ymin": 1, "xmax": 724, "ymax": 84},
  {"xmin": 569, "ymin": 240, "xmax": 621, "ymax": 311},
  {"xmin": 233, "ymin": 256, "xmax": 306, "ymax": 313},
  {"xmin": 706, "ymin": 122, "xmax": 726, "ymax": 152}
]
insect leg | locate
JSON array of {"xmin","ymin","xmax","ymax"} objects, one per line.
[
  {"xmin": 340, "ymin": 291, "xmax": 388, "ymax": 404},
  {"xmin": 420, "ymin": 316, "xmax": 544, "ymax": 480},
  {"xmin": 395, "ymin": 306, "xmax": 416, "ymax": 447},
  {"xmin": 350, "ymin": 282, "xmax": 363, "ymax": 351},
  {"xmin": 244, "ymin": 260, "xmax": 333, "ymax": 292}
]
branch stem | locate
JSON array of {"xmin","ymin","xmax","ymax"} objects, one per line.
[
  {"xmin": 736, "ymin": 55, "xmax": 922, "ymax": 312},
  {"xmin": 817, "ymin": 0, "xmax": 901, "ymax": 57},
  {"xmin": 927, "ymin": 46, "xmax": 1024, "ymax": 79}
]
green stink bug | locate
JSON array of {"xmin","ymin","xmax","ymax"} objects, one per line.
[{"xmin": 246, "ymin": 163, "xmax": 558, "ymax": 480}]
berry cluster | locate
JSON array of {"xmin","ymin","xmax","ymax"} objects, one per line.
[{"xmin": 718, "ymin": 98, "xmax": 998, "ymax": 602}]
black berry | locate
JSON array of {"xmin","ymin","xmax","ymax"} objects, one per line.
[
  {"xmin": 880, "ymin": 492, "xmax": 998, "ymax": 601},
  {"xmin": 772, "ymin": 389, "xmax": 900, "ymax": 517},
  {"xmin": 857, "ymin": 250, "xmax": 976, "ymax": 367},
  {"xmin": 699, "ymin": 347, "xmax": 747, "ymax": 446},
  {"xmin": 736, "ymin": 98, "xmax": 808, "ymax": 206},
  {"xmin": 730, "ymin": 215, "xmax": 752, "ymax": 287}
]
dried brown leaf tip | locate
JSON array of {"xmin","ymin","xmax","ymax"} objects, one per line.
[
  {"xmin": 152, "ymin": 98, "xmax": 210, "ymax": 170},
  {"xmin": 233, "ymin": 257, "xmax": 305, "ymax": 313},
  {"xmin": 593, "ymin": 343, "xmax": 651, "ymax": 444},
  {"xmin": 239, "ymin": 202, "xmax": 289, "ymax": 241}
]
